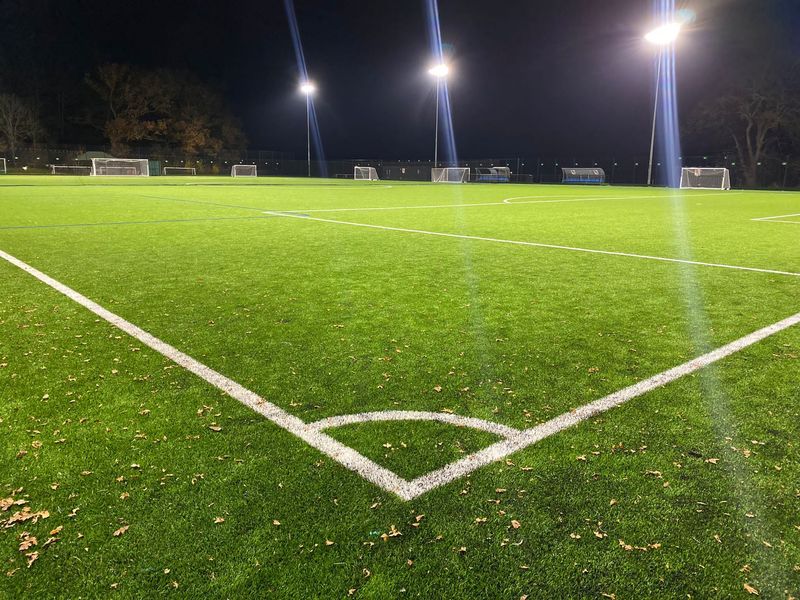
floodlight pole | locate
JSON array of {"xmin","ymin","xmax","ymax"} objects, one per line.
[
  {"xmin": 306, "ymin": 93, "xmax": 311, "ymax": 178},
  {"xmin": 647, "ymin": 54, "xmax": 662, "ymax": 187},
  {"xmin": 644, "ymin": 22, "xmax": 681, "ymax": 187},
  {"xmin": 434, "ymin": 79, "xmax": 440, "ymax": 168}
]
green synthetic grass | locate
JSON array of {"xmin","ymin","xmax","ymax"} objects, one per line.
[{"xmin": 0, "ymin": 175, "xmax": 798, "ymax": 598}]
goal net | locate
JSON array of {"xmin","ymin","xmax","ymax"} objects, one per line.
[
  {"xmin": 562, "ymin": 168, "xmax": 605, "ymax": 184},
  {"xmin": 354, "ymin": 166, "xmax": 379, "ymax": 181},
  {"xmin": 163, "ymin": 166, "xmax": 197, "ymax": 176},
  {"xmin": 231, "ymin": 164, "xmax": 257, "ymax": 177},
  {"xmin": 432, "ymin": 167, "xmax": 470, "ymax": 183},
  {"xmin": 50, "ymin": 165, "xmax": 92, "ymax": 176},
  {"xmin": 680, "ymin": 167, "xmax": 731, "ymax": 190},
  {"xmin": 91, "ymin": 158, "xmax": 149, "ymax": 177},
  {"xmin": 0, "ymin": 158, "xmax": 6, "ymax": 174},
  {"xmin": 474, "ymin": 167, "xmax": 511, "ymax": 183}
]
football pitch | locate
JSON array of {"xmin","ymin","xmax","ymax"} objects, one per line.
[{"xmin": 1, "ymin": 176, "xmax": 798, "ymax": 598}]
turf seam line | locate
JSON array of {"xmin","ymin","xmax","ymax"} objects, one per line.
[
  {"xmin": 262, "ymin": 211, "xmax": 800, "ymax": 278},
  {"xmin": 0, "ymin": 216, "xmax": 273, "ymax": 231}
]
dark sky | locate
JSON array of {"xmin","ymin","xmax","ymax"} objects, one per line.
[{"xmin": 2, "ymin": 0, "xmax": 799, "ymax": 159}]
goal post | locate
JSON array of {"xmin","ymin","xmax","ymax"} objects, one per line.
[
  {"xmin": 231, "ymin": 164, "xmax": 257, "ymax": 177},
  {"xmin": 354, "ymin": 166, "xmax": 379, "ymax": 181},
  {"xmin": 432, "ymin": 167, "xmax": 470, "ymax": 183},
  {"xmin": 50, "ymin": 165, "xmax": 92, "ymax": 176},
  {"xmin": 680, "ymin": 167, "xmax": 731, "ymax": 190},
  {"xmin": 0, "ymin": 158, "xmax": 6, "ymax": 174},
  {"xmin": 163, "ymin": 166, "xmax": 197, "ymax": 176},
  {"xmin": 562, "ymin": 167, "xmax": 606, "ymax": 184},
  {"xmin": 91, "ymin": 158, "xmax": 149, "ymax": 177}
]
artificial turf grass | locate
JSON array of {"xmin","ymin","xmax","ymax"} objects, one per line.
[{"xmin": 1, "ymin": 176, "xmax": 798, "ymax": 598}]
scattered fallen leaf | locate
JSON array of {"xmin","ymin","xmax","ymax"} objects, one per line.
[
  {"xmin": 743, "ymin": 583, "xmax": 759, "ymax": 595},
  {"xmin": 112, "ymin": 525, "xmax": 129, "ymax": 537}
]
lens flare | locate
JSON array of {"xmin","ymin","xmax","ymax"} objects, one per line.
[
  {"xmin": 424, "ymin": 0, "xmax": 458, "ymax": 167},
  {"xmin": 284, "ymin": 0, "xmax": 327, "ymax": 176}
]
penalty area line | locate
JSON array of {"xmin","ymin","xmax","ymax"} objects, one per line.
[{"xmin": 263, "ymin": 211, "xmax": 800, "ymax": 278}]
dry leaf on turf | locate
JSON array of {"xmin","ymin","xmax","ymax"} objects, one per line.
[
  {"xmin": 112, "ymin": 525, "xmax": 129, "ymax": 537},
  {"xmin": 18, "ymin": 536, "xmax": 37, "ymax": 551},
  {"xmin": 743, "ymin": 583, "xmax": 759, "ymax": 595}
]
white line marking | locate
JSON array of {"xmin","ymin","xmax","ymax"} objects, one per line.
[
  {"xmin": 269, "ymin": 191, "xmax": 738, "ymax": 215},
  {"xmin": 751, "ymin": 212, "xmax": 800, "ymax": 221},
  {"xmin": 2, "ymin": 249, "xmax": 798, "ymax": 500},
  {"xmin": 752, "ymin": 212, "xmax": 800, "ymax": 225},
  {"xmin": 263, "ymin": 211, "xmax": 800, "ymax": 278},
  {"xmin": 403, "ymin": 309, "xmax": 800, "ymax": 498},
  {"xmin": 0, "ymin": 249, "xmax": 418, "ymax": 500},
  {"xmin": 309, "ymin": 411, "xmax": 520, "ymax": 438}
]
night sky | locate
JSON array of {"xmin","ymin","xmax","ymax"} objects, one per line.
[{"xmin": 2, "ymin": 0, "xmax": 799, "ymax": 159}]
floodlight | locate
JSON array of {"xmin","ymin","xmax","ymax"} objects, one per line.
[
  {"xmin": 428, "ymin": 64, "xmax": 449, "ymax": 78},
  {"xmin": 300, "ymin": 81, "xmax": 316, "ymax": 95},
  {"xmin": 645, "ymin": 23, "xmax": 681, "ymax": 46}
]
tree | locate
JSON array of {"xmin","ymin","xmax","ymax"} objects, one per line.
[
  {"xmin": 85, "ymin": 64, "xmax": 169, "ymax": 155},
  {"xmin": 0, "ymin": 94, "xmax": 41, "ymax": 160},
  {"xmin": 85, "ymin": 64, "xmax": 246, "ymax": 156},
  {"xmin": 689, "ymin": 76, "xmax": 800, "ymax": 188}
]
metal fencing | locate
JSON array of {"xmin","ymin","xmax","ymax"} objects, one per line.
[{"xmin": 2, "ymin": 146, "xmax": 799, "ymax": 189}]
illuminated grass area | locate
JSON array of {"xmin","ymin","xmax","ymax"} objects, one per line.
[{"xmin": 1, "ymin": 176, "xmax": 798, "ymax": 598}]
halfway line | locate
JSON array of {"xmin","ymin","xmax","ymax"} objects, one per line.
[{"xmin": 263, "ymin": 211, "xmax": 800, "ymax": 278}]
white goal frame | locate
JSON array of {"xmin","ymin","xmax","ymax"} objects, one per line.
[
  {"xmin": 354, "ymin": 166, "xmax": 379, "ymax": 181},
  {"xmin": 432, "ymin": 167, "xmax": 470, "ymax": 183},
  {"xmin": 50, "ymin": 165, "xmax": 92, "ymax": 176},
  {"xmin": 91, "ymin": 158, "xmax": 149, "ymax": 177},
  {"xmin": 163, "ymin": 166, "xmax": 197, "ymax": 176},
  {"xmin": 231, "ymin": 164, "xmax": 257, "ymax": 177},
  {"xmin": 680, "ymin": 167, "xmax": 731, "ymax": 190},
  {"xmin": 0, "ymin": 158, "xmax": 6, "ymax": 174}
]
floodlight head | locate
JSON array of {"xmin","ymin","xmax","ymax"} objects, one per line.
[
  {"xmin": 428, "ymin": 63, "xmax": 450, "ymax": 78},
  {"xmin": 645, "ymin": 22, "xmax": 681, "ymax": 45},
  {"xmin": 300, "ymin": 81, "xmax": 316, "ymax": 95}
]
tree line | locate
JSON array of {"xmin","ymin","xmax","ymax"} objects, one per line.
[{"xmin": 0, "ymin": 63, "xmax": 246, "ymax": 159}]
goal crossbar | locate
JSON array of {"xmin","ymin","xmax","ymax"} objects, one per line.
[
  {"xmin": 432, "ymin": 167, "xmax": 470, "ymax": 183},
  {"xmin": 50, "ymin": 165, "xmax": 92, "ymax": 175},
  {"xmin": 163, "ymin": 166, "xmax": 197, "ymax": 176},
  {"xmin": 680, "ymin": 167, "xmax": 731, "ymax": 190},
  {"xmin": 91, "ymin": 158, "xmax": 149, "ymax": 177},
  {"xmin": 231, "ymin": 164, "xmax": 257, "ymax": 177},
  {"xmin": 354, "ymin": 166, "xmax": 379, "ymax": 181}
]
